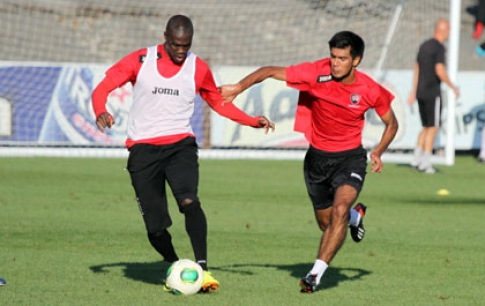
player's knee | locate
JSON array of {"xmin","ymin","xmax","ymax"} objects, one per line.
[
  {"xmin": 332, "ymin": 204, "xmax": 350, "ymax": 224},
  {"xmin": 180, "ymin": 199, "xmax": 201, "ymax": 214},
  {"xmin": 148, "ymin": 229, "xmax": 167, "ymax": 239},
  {"xmin": 317, "ymin": 220, "xmax": 329, "ymax": 232}
]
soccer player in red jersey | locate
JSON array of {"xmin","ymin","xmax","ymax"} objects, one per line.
[
  {"xmin": 91, "ymin": 14, "xmax": 274, "ymax": 293},
  {"xmin": 219, "ymin": 31, "xmax": 398, "ymax": 293}
]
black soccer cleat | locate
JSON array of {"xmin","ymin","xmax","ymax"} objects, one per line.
[
  {"xmin": 350, "ymin": 203, "xmax": 367, "ymax": 243},
  {"xmin": 299, "ymin": 274, "xmax": 317, "ymax": 293}
]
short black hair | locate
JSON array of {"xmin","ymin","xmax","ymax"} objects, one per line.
[
  {"xmin": 328, "ymin": 31, "xmax": 365, "ymax": 60},
  {"xmin": 165, "ymin": 14, "xmax": 194, "ymax": 36}
]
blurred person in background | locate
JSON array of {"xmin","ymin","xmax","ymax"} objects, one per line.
[{"xmin": 407, "ymin": 18, "xmax": 460, "ymax": 173}]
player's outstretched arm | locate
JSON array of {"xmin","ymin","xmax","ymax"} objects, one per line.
[
  {"xmin": 219, "ymin": 66, "xmax": 286, "ymax": 104},
  {"xmin": 201, "ymin": 65, "xmax": 275, "ymax": 132}
]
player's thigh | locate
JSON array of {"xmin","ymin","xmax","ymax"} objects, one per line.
[
  {"xmin": 303, "ymin": 149, "xmax": 334, "ymax": 210},
  {"xmin": 418, "ymin": 97, "xmax": 441, "ymax": 127},
  {"xmin": 127, "ymin": 144, "xmax": 165, "ymax": 197},
  {"xmin": 331, "ymin": 153, "xmax": 367, "ymax": 200},
  {"xmin": 165, "ymin": 138, "xmax": 200, "ymax": 205},
  {"xmin": 127, "ymin": 144, "xmax": 171, "ymax": 232}
]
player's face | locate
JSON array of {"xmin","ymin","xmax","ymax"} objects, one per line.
[
  {"xmin": 329, "ymin": 47, "xmax": 361, "ymax": 83},
  {"xmin": 164, "ymin": 30, "xmax": 193, "ymax": 65}
]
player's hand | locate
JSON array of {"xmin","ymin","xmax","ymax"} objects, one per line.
[
  {"xmin": 258, "ymin": 116, "xmax": 275, "ymax": 134},
  {"xmin": 407, "ymin": 92, "xmax": 416, "ymax": 106},
  {"xmin": 453, "ymin": 87, "xmax": 460, "ymax": 99},
  {"xmin": 96, "ymin": 112, "xmax": 115, "ymax": 133},
  {"xmin": 218, "ymin": 84, "xmax": 241, "ymax": 105},
  {"xmin": 370, "ymin": 150, "xmax": 383, "ymax": 173}
]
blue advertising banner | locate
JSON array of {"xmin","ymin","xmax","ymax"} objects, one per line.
[
  {"xmin": 0, "ymin": 66, "xmax": 60, "ymax": 142},
  {"xmin": 1, "ymin": 63, "xmax": 484, "ymax": 150},
  {"xmin": 0, "ymin": 65, "xmax": 205, "ymax": 147}
]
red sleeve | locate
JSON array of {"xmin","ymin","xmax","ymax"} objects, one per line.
[
  {"xmin": 91, "ymin": 49, "xmax": 143, "ymax": 118},
  {"xmin": 373, "ymin": 85, "xmax": 395, "ymax": 117},
  {"xmin": 91, "ymin": 77, "xmax": 119, "ymax": 118},
  {"xmin": 286, "ymin": 59, "xmax": 331, "ymax": 92},
  {"xmin": 104, "ymin": 49, "xmax": 143, "ymax": 86},
  {"xmin": 195, "ymin": 58, "xmax": 261, "ymax": 128}
]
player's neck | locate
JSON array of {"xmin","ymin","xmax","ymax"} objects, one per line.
[{"xmin": 334, "ymin": 70, "xmax": 356, "ymax": 85}]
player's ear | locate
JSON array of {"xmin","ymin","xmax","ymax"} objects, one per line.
[{"xmin": 352, "ymin": 56, "xmax": 361, "ymax": 67}]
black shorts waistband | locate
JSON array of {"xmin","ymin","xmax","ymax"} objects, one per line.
[{"xmin": 308, "ymin": 145, "xmax": 366, "ymax": 158}]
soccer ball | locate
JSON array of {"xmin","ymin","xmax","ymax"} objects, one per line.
[{"xmin": 165, "ymin": 259, "xmax": 204, "ymax": 295}]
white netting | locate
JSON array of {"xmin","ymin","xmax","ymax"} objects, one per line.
[
  {"xmin": 0, "ymin": 0, "xmax": 476, "ymax": 161},
  {"xmin": 1, "ymin": 0, "xmax": 457, "ymax": 68}
]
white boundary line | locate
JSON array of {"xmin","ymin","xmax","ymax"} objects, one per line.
[{"xmin": 0, "ymin": 147, "xmax": 450, "ymax": 165}]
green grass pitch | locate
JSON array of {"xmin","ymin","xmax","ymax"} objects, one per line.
[{"xmin": 0, "ymin": 155, "xmax": 484, "ymax": 305}]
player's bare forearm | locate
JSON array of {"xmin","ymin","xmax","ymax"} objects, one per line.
[
  {"xmin": 371, "ymin": 109, "xmax": 399, "ymax": 172},
  {"xmin": 435, "ymin": 63, "xmax": 460, "ymax": 98},
  {"xmin": 219, "ymin": 66, "xmax": 286, "ymax": 104},
  {"xmin": 238, "ymin": 66, "xmax": 286, "ymax": 91}
]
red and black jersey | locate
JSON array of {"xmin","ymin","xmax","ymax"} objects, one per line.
[{"xmin": 287, "ymin": 58, "xmax": 394, "ymax": 152}]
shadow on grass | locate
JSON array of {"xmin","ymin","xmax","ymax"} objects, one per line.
[
  {"xmin": 212, "ymin": 262, "xmax": 371, "ymax": 291},
  {"xmin": 90, "ymin": 261, "xmax": 171, "ymax": 285},
  {"xmin": 89, "ymin": 261, "xmax": 370, "ymax": 291}
]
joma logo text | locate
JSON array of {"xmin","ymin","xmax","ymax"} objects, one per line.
[{"xmin": 151, "ymin": 87, "xmax": 179, "ymax": 96}]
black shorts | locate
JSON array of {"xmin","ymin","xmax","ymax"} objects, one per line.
[
  {"xmin": 417, "ymin": 96, "xmax": 441, "ymax": 127},
  {"xmin": 126, "ymin": 137, "xmax": 199, "ymax": 233},
  {"xmin": 303, "ymin": 145, "xmax": 367, "ymax": 210}
]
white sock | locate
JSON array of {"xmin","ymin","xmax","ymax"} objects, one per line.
[
  {"xmin": 308, "ymin": 259, "xmax": 328, "ymax": 284},
  {"xmin": 411, "ymin": 147, "xmax": 423, "ymax": 167},
  {"xmin": 419, "ymin": 152, "xmax": 432, "ymax": 169},
  {"xmin": 349, "ymin": 208, "xmax": 361, "ymax": 227}
]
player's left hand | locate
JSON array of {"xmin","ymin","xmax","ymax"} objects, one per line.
[
  {"xmin": 258, "ymin": 116, "xmax": 275, "ymax": 134},
  {"xmin": 370, "ymin": 151, "xmax": 383, "ymax": 173}
]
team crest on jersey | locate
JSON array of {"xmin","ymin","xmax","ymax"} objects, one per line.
[
  {"xmin": 350, "ymin": 93, "xmax": 361, "ymax": 105},
  {"xmin": 317, "ymin": 74, "xmax": 332, "ymax": 83}
]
